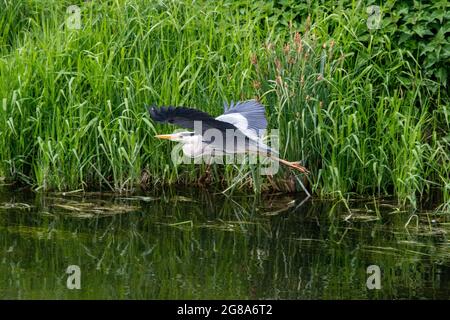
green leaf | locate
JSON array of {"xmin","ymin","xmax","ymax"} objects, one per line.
[{"xmin": 412, "ymin": 24, "xmax": 433, "ymax": 37}]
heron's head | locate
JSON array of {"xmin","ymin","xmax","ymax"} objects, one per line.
[{"xmin": 155, "ymin": 131, "xmax": 195, "ymax": 143}]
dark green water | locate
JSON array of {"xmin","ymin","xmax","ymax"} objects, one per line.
[{"xmin": 0, "ymin": 187, "xmax": 449, "ymax": 299}]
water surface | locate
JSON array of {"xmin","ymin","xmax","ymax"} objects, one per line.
[{"xmin": 0, "ymin": 188, "xmax": 449, "ymax": 299}]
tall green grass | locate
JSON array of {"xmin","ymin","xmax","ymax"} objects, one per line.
[
  {"xmin": 0, "ymin": 0, "xmax": 448, "ymax": 209},
  {"xmin": 252, "ymin": 4, "xmax": 449, "ymax": 208}
]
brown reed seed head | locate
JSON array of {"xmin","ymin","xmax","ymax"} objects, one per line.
[
  {"xmin": 283, "ymin": 43, "xmax": 290, "ymax": 55},
  {"xmin": 297, "ymin": 43, "xmax": 303, "ymax": 54},
  {"xmin": 252, "ymin": 80, "xmax": 261, "ymax": 90},
  {"xmin": 250, "ymin": 53, "xmax": 258, "ymax": 65},
  {"xmin": 276, "ymin": 75, "xmax": 282, "ymax": 85},
  {"xmin": 294, "ymin": 32, "xmax": 301, "ymax": 46},
  {"xmin": 294, "ymin": 33, "xmax": 303, "ymax": 53},
  {"xmin": 275, "ymin": 58, "xmax": 281, "ymax": 72}
]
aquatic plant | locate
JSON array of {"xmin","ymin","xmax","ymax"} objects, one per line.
[{"xmin": 0, "ymin": 0, "xmax": 448, "ymax": 210}]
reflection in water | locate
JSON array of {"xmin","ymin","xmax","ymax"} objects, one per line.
[{"xmin": 0, "ymin": 188, "xmax": 449, "ymax": 299}]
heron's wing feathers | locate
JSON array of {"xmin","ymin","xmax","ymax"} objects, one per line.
[
  {"xmin": 217, "ymin": 100, "xmax": 268, "ymax": 139},
  {"xmin": 147, "ymin": 105, "xmax": 236, "ymax": 133}
]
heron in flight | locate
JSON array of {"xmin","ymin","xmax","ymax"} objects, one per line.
[{"xmin": 147, "ymin": 100, "xmax": 308, "ymax": 173}]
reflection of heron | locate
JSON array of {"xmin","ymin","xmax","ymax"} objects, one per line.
[{"xmin": 147, "ymin": 100, "xmax": 308, "ymax": 173}]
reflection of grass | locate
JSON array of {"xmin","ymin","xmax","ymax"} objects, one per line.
[
  {"xmin": 0, "ymin": 1, "xmax": 448, "ymax": 210},
  {"xmin": 0, "ymin": 189, "xmax": 449, "ymax": 298},
  {"xmin": 51, "ymin": 202, "xmax": 139, "ymax": 218},
  {"xmin": 0, "ymin": 202, "xmax": 33, "ymax": 210}
]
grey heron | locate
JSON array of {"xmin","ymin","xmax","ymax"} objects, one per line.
[{"xmin": 147, "ymin": 100, "xmax": 308, "ymax": 173}]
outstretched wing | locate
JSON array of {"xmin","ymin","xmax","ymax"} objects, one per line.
[
  {"xmin": 147, "ymin": 105, "xmax": 237, "ymax": 134},
  {"xmin": 216, "ymin": 100, "xmax": 268, "ymax": 140},
  {"xmin": 147, "ymin": 103, "xmax": 276, "ymax": 156}
]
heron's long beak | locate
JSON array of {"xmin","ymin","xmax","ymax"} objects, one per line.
[{"xmin": 155, "ymin": 134, "xmax": 176, "ymax": 140}]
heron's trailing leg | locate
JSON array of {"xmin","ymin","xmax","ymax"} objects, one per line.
[{"xmin": 270, "ymin": 155, "xmax": 309, "ymax": 174}]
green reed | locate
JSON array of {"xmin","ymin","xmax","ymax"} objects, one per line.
[{"xmin": 0, "ymin": 0, "xmax": 448, "ymax": 210}]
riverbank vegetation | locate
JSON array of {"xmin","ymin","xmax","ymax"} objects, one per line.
[{"xmin": 0, "ymin": 0, "xmax": 449, "ymax": 210}]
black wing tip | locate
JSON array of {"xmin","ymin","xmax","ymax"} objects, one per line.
[
  {"xmin": 146, "ymin": 104, "xmax": 213, "ymax": 124},
  {"xmin": 145, "ymin": 103, "xmax": 156, "ymax": 112},
  {"xmin": 145, "ymin": 104, "xmax": 159, "ymax": 121}
]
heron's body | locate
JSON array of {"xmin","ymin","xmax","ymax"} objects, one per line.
[{"xmin": 147, "ymin": 100, "xmax": 308, "ymax": 173}]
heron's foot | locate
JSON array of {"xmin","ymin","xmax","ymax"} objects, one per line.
[
  {"xmin": 286, "ymin": 161, "xmax": 309, "ymax": 174},
  {"xmin": 271, "ymin": 156, "xmax": 309, "ymax": 174}
]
